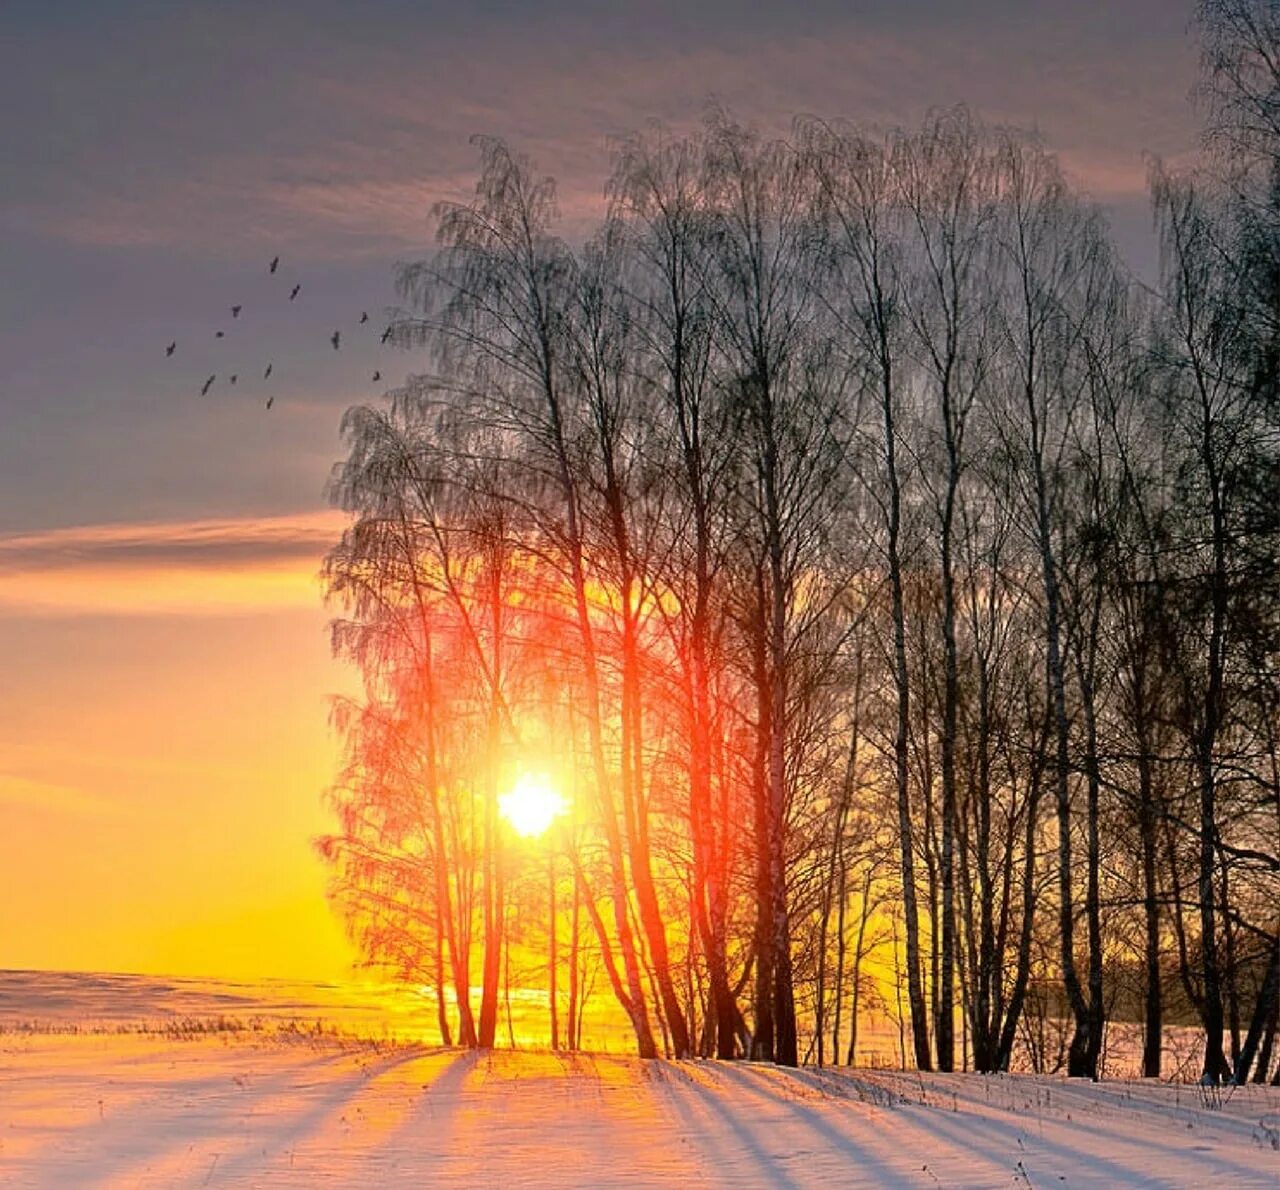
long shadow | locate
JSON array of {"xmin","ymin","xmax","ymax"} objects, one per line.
[
  {"xmin": 374, "ymin": 1046, "xmax": 480, "ymax": 1171},
  {"xmin": 98, "ymin": 1044, "xmax": 443, "ymax": 1186},
  {"xmin": 1015, "ymin": 1077, "xmax": 1278, "ymax": 1148},
  {"xmin": 707, "ymin": 1062, "xmax": 906, "ymax": 1185},
  {"xmin": 738, "ymin": 1064, "xmax": 1151, "ymax": 1185},
  {"xmin": 873, "ymin": 1071, "xmax": 1279, "ymax": 1181},
  {"xmin": 967, "ymin": 1099, "xmax": 1279, "ymax": 1183},
  {"xmin": 652, "ymin": 1062, "xmax": 803, "ymax": 1189},
  {"xmin": 219, "ymin": 1044, "xmax": 460, "ymax": 1183},
  {"xmin": 889, "ymin": 1090, "xmax": 1265, "ymax": 1186},
  {"xmin": 1037, "ymin": 1106, "xmax": 1270, "ymax": 1179},
  {"xmin": 114, "ymin": 1044, "xmax": 364, "ymax": 1101},
  {"xmin": 7, "ymin": 1042, "xmax": 378, "ymax": 1184}
]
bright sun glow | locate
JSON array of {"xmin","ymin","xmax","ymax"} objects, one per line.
[{"xmin": 498, "ymin": 773, "xmax": 567, "ymax": 838}]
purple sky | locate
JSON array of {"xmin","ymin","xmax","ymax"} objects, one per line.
[{"xmin": 2, "ymin": 0, "xmax": 1202, "ymax": 536}]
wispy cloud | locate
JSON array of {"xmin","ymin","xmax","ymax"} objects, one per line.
[
  {"xmin": 2, "ymin": 4, "xmax": 1199, "ymax": 257},
  {"xmin": 0, "ymin": 512, "xmax": 346, "ymax": 616},
  {"xmin": 0, "ymin": 772, "xmax": 121, "ymax": 818}
]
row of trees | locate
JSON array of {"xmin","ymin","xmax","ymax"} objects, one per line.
[{"xmin": 320, "ymin": 1, "xmax": 1279, "ymax": 1080}]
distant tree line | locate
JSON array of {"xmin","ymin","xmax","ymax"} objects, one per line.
[{"xmin": 319, "ymin": 0, "xmax": 1279, "ymax": 1082}]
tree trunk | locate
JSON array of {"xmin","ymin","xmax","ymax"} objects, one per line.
[
  {"xmin": 548, "ymin": 853, "xmax": 559, "ymax": 1050},
  {"xmin": 568, "ymin": 863, "xmax": 582, "ymax": 1051},
  {"xmin": 1027, "ymin": 389, "xmax": 1091, "ymax": 1077},
  {"xmin": 1234, "ymin": 931, "xmax": 1279, "ymax": 1084},
  {"xmin": 546, "ymin": 377, "xmax": 658, "ymax": 1060},
  {"xmin": 1075, "ymin": 630, "xmax": 1106, "ymax": 1079},
  {"xmin": 880, "ymin": 345, "xmax": 931, "ymax": 1072},
  {"xmin": 995, "ymin": 703, "xmax": 1049, "ymax": 1072},
  {"xmin": 937, "ymin": 440, "xmax": 960, "ymax": 1074},
  {"xmin": 1136, "ymin": 703, "xmax": 1162, "ymax": 1078},
  {"xmin": 847, "ymin": 868, "xmax": 874, "ymax": 1066},
  {"xmin": 750, "ymin": 570, "xmax": 776, "ymax": 1062},
  {"xmin": 478, "ymin": 559, "xmax": 506, "ymax": 1049}
]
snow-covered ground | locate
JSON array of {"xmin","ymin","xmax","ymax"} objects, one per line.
[
  {"xmin": 2, "ymin": 1031, "xmax": 1278, "ymax": 1187},
  {"xmin": 1, "ymin": 971, "xmax": 1276, "ymax": 1186}
]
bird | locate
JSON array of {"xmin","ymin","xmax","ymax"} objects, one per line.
[
  {"xmin": 290, "ymin": 284, "xmax": 301, "ymax": 300},
  {"xmin": 231, "ymin": 305, "xmax": 242, "ymax": 318},
  {"xmin": 269, "ymin": 256, "xmax": 279, "ymax": 274},
  {"xmin": 372, "ymin": 370, "xmax": 381, "ymax": 382},
  {"xmin": 165, "ymin": 342, "xmax": 176, "ymax": 357},
  {"xmin": 380, "ymin": 327, "xmax": 392, "ymax": 344},
  {"xmin": 330, "ymin": 330, "xmax": 341, "ymax": 350},
  {"xmin": 359, "ymin": 311, "xmax": 369, "ymax": 324},
  {"xmin": 215, "ymin": 330, "xmax": 225, "ymax": 338},
  {"xmin": 201, "ymin": 375, "xmax": 215, "ymax": 396},
  {"xmin": 229, "ymin": 374, "xmax": 238, "ymax": 385},
  {"xmin": 266, "ymin": 395, "xmax": 274, "ymax": 410},
  {"xmin": 263, "ymin": 363, "xmax": 273, "ymax": 380}
]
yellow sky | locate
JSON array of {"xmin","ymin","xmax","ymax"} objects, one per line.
[{"xmin": 0, "ymin": 514, "xmax": 360, "ymax": 980}]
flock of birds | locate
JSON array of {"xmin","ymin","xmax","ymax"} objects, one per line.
[{"xmin": 167, "ymin": 255, "xmax": 388, "ymax": 410}]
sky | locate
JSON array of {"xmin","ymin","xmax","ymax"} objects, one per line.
[{"xmin": 0, "ymin": 0, "xmax": 1206, "ymax": 981}]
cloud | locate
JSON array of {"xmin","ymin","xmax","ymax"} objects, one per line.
[
  {"xmin": 0, "ymin": 511, "xmax": 346, "ymax": 570},
  {"xmin": 2, "ymin": 3, "xmax": 1199, "ymax": 258},
  {"xmin": 0, "ymin": 511, "xmax": 346, "ymax": 616},
  {"xmin": 0, "ymin": 772, "xmax": 121, "ymax": 818}
]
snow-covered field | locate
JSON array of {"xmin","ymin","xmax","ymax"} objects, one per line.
[
  {"xmin": 2, "ymin": 973, "xmax": 1278, "ymax": 1187},
  {"xmin": 3, "ymin": 1035, "xmax": 1278, "ymax": 1187}
]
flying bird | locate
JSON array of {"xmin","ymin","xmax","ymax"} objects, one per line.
[
  {"xmin": 359, "ymin": 311, "xmax": 369, "ymax": 324},
  {"xmin": 330, "ymin": 330, "xmax": 341, "ymax": 350},
  {"xmin": 263, "ymin": 363, "xmax": 273, "ymax": 380},
  {"xmin": 215, "ymin": 330, "xmax": 225, "ymax": 338},
  {"xmin": 290, "ymin": 284, "xmax": 301, "ymax": 300},
  {"xmin": 165, "ymin": 342, "xmax": 176, "ymax": 357},
  {"xmin": 229, "ymin": 374, "xmax": 238, "ymax": 385},
  {"xmin": 372, "ymin": 371, "xmax": 381, "ymax": 382},
  {"xmin": 201, "ymin": 375, "xmax": 215, "ymax": 396},
  {"xmin": 380, "ymin": 327, "xmax": 392, "ymax": 344},
  {"xmin": 266, "ymin": 396, "xmax": 274, "ymax": 410},
  {"xmin": 231, "ymin": 305, "xmax": 242, "ymax": 318},
  {"xmin": 269, "ymin": 256, "xmax": 279, "ymax": 274}
]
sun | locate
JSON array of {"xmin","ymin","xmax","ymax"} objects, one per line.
[{"xmin": 498, "ymin": 773, "xmax": 567, "ymax": 838}]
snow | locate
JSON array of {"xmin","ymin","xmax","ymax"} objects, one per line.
[{"xmin": 2, "ymin": 1033, "xmax": 1278, "ymax": 1187}]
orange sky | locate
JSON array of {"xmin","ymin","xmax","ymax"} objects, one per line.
[{"xmin": 0, "ymin": 514, "xmax": 359, "ymax": 980}]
